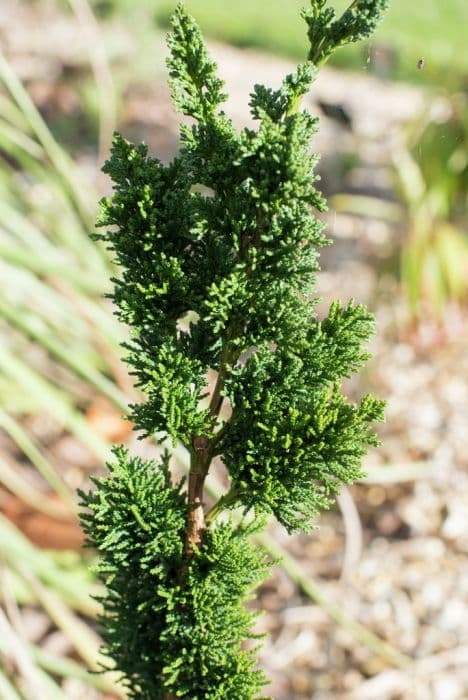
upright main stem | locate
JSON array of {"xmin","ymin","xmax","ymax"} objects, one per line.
[
  {"xmin": 183, "ymin": 340, "xmax": 233, "ymax": 558},
  {"xmin": 184, "ymin": 439, "xmax": 211, "ymax": 557}
]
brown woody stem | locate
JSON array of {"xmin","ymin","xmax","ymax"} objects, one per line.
[
  {"xmin": 184, "ymin": 439, "xmax": 211, "ymax": 558},
  {"xmin": 182, "ymin": 340, "xmax": 234, "ymax": 561}
]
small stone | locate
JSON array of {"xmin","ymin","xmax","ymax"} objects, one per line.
[
  {"xmin": 291, "ymin": 670, "xmax": 313, "ymax": 693},
  {"xmin": 420, "ymin": 580, "xmax": 448, "ymax": 611},
  {"xmin": 442, "ymin": 504, "xmax": 468, "ymax": 540},
  {"xmin": 376, "ymin": 508, "xmax": 401, "ymax": 535},
  {"xmin": 437, "ymin": 600, "xmax": 468, "ymax": 632},
  {"xmin": 432, "ymin": 674, "xmax": 464, "ymax": 700},
  {"xmin": 342, "ymin": 669, "xmax": 363, "ymax": 690}
]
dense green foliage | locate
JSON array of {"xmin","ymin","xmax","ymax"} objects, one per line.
[
  {"xmin": 81, "ymin": 447, "xmax": 270, "ymax": 698},
  {"xmin": 81, "ymin": 2, "xmax": 387, "ymax": 697}
]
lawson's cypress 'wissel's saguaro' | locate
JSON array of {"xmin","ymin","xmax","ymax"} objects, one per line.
[{"xmin": 80, "ymin": 2, "xmax": 389, "ymax": 697}]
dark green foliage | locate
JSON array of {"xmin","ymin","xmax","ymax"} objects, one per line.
[
  {"xmin": 167, "ymin": 5, "xmax": 227, "ymax": 119},
  {"xmin": 220, "ymin": 303, "xmax": 385, "ymax": 532},
  {"xmin": 82, "ymin": 2, "xmax": 388, "ymax": 697},
  {"xmin": 162, "ymin": 520, "xmax": 271, "ymax": 699},
  {"xmin": 80, "ymin": 447, "xmax": 186, "ymax": 697},
  {"xmin": 80, "ymin": 448, "xmax": 270, "ymax": 699}
]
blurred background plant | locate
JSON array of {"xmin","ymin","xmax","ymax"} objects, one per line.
[
  {"xmin": 0, "ymin": 0, "xmax": 467, "ymax": 698},
  {"xmin": 0, "ymin": 8, "xmax": 130, "ymax": 693},
  {"xmin": 330, "ymin": 89, "xmax": 468, "ymax": 332},
  {"xmin": 395, "ymin": 93, "xmax": 468, "ymax": 323}
]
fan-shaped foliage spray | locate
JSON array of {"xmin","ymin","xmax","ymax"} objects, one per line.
[{"xmin": 80, "ymin": 2, "xmax": 389, "ymax": 697}]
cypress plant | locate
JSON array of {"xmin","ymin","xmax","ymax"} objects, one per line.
[{"xmin": 80, "ymin": 2, "xmax": 389, "ymax": 697}]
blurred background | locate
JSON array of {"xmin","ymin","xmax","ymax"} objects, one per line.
[{"xmin": 0, "ymin": 0, "xmax": 467, "ymax": 698}]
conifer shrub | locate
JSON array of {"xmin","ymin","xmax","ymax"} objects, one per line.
[{"xmin": 80, "ymin": 2, "xmax": 389, "ymax": 697}]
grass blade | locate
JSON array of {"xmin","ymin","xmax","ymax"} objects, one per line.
[
  {"xmin": 0, "ymin": 410, "xmax": 75, "ymax": 507},
  {"xmin": 0, "ymin": 515, "xmax": 100, "ymax": 616},
  {"xmin": 0, "ymin": 668, "xmax": 23, "ymax": 700},
  {"xmin": 0, "ymin": 346, "xmax": 111, "ymax": 462},
  {"xmin": 0, "ymin": 51, "xmax": 95, "ymax": 226}
]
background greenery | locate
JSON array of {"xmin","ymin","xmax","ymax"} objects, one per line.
[{"xmin": 148, "ymin": 0, "xmax": 468, "ymax": 85}]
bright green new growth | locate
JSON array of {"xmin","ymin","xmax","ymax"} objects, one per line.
[{"xmin": 80, "ymin": 2, "xmax": 388, "ymax": 697}]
